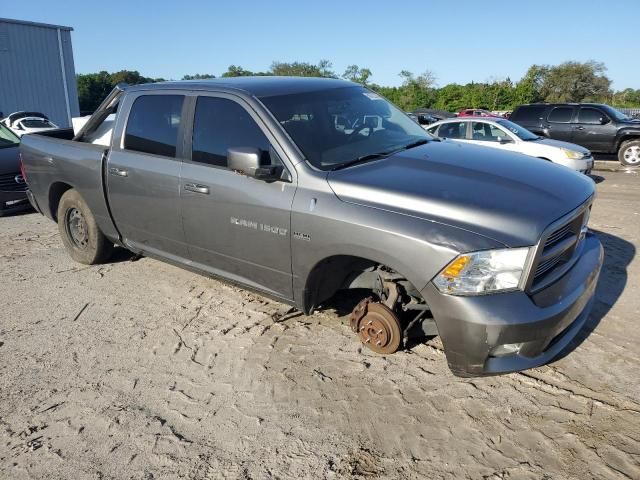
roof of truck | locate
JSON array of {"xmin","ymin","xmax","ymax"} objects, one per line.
[{"xmin": 128, "ymin": 76, "xmax": 355, "ymax": 98}]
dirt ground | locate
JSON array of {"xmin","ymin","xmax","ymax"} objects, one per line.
[{"xmin": 1, "ymin": 170, "xmax": 639, "ymax": 480}]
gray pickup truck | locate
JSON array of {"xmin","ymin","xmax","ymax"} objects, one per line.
[{"xmin": 20, "ymin": 77, "xmax": 603, "ymax": 376}]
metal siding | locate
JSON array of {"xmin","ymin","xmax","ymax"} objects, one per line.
[{"xmin": 0, "ymin": 20, "xmax": 78, "ymax": 127}]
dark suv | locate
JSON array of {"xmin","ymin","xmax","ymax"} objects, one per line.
[{"xmin": 510, "ymin": 103, "xmax": 640, "ymax": 166}]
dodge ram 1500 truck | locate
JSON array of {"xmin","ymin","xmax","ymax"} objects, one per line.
[{"xmin": 20, "ymin": 78, "xmax": 603, "ymax": 376}]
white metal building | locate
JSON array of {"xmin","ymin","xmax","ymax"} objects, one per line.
[{"xmin": 0, "ymin": 17, "xmax": 80, "ymax": 128}]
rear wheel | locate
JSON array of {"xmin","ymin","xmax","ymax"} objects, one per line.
[
  {"xmin": 618, "ymin": 139, "xmax": 640, "ymax": 167},
  {"xmin": 57, "ymin": 189, "xmax": 113, "ymax": 264}
]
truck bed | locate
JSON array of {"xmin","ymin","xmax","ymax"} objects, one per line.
[{"xmin": 20, "ymin": 131, "xmax": 120, "ymax": 241}]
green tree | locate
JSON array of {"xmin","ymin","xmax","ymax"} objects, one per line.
[
  {"xmin": 539, "ymin": 61, "xmax": 612, "ymax": 103},
  {"xmin": 270, "ymin": 60, "xmax": 336, "ymax": 78},
  {"xmin": 221, "ymin": 65, "xmax": 266, "ymax": 77},
  {"xmin": 342, "ymin": 65, "xmax": 372, "ymax": 85},
  {"xmin": 182, "ymin": 73, "xmax": 215, "ymax": 80},
  {"xmin": 76, "ymin": 70, "xmax": 161, "ymax": 113}
]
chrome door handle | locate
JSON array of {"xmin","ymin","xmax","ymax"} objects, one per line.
[
  {"xmin": 575, "ymin": 126, "xmax": 585, "ymax": 130},
  {"xmin": 109, "ymin": 167, "xmax": 128, "ymax": 177},
  {"xmin": 184, "ymin": 183, "xmax": 210, "ymax": 194}
]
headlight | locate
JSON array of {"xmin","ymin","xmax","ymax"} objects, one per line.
[
  {"xmin": 561, "ymin": 148, "xmax": 585, "ymax": 160},
  {"xmin": 433, "ymin": 248, "xmax": 531, "ymax": 295}
]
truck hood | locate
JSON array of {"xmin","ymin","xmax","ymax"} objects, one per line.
[
  {"xmin": 327, "ymin": 140, "xmax": 595, "ymax": 247},
  {"xmin": 0, "ymin": 145, "xmax": 20, "ymax": 175}
]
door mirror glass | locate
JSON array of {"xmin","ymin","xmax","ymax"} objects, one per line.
[{"xmin": 227, "ymin": 147, "xmax": 279, "ymax": 181}]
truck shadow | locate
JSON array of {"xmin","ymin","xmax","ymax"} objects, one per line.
[{"xmin": 554, "ymin": 228, "xmax": 635, "ymax": 360}]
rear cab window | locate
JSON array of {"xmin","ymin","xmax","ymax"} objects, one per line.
[{"xmin": 124, "ymin": 95, "xmax": 185, "ymax": 157}]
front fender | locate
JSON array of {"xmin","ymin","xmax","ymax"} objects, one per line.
[{"xmin": 291, "ymin": 190, "xmax": 504, "ymax": 310}]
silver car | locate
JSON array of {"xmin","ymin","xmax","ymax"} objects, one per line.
[{"xmin": 426, "ymin": 117, "xmax": 594, "ymax": 173}]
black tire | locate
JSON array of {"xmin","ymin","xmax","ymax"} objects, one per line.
[
  {"xmin": 57, "ymin": 189, "xmax": 113, "ymax": 264},
  {"xmin": 618, "ymin": 139, "xmax": 640, "ymax": 167}
]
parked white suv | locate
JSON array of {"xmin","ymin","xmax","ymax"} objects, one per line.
[{"xmin": 426, "ymin": 118, "xmax": 593, "ymax": 173}]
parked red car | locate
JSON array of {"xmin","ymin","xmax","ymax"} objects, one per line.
[{"xmin": 457, "ymin": 109, "xmax": 500, "ymax": 117}]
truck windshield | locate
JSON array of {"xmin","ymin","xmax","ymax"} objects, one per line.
[
  {"xmin": 260, "ymin": 86, "xmax": 431, "ymax": 170},
  {"xmin": 496, "ymin": 119, "xmax": 540, "ymax": 141},
  {"xmin": 0, "ymin": 124, "xmax": 20, "ymax": 148}
]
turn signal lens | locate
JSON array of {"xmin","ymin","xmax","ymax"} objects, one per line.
[{"xmin": 442, "ymin": 255, "xmax": 470, "ymax": 277}]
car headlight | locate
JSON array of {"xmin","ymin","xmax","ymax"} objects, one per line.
[
  {"xmin": 433, "ymin": 247, "xmax": 531, "ymax": 295},
  {"xmin": 561, "ymin": 148, "xmax": 585, "ymax": 160}
]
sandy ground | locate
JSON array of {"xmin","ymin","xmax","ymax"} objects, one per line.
[{"xmin": 1, "ymin": 170, "xmax": 639, "ymax": 479}]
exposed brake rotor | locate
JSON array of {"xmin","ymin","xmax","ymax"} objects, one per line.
[{"xmin": 350, "ymin": 297, "xmax": 402, "ymax": 354}]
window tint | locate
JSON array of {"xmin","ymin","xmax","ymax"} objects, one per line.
[
  {"xmin": 548, "ymin": 107, "xmax": 574, "ymax": 123},
  {"xmin": 578, "ymin": 108, "xmax": 606, "ymax": 124},
  {"xmin": 471, "ymin": 122, "xmax": 508, "ymax": 142},
  {"xmin": 124, "ymin": 95, "xmax": 184, "ymax": 157},
  {"xmin": 192, "ymin": 97, "xmax": 270, "ymax": 167},
  {"xmin": 438, "ymin": 122, "xmax": 467, "ymax": 139},
  {"xmin": 511, "ymin": 105, "xmax": 546, "ymax": 122}
]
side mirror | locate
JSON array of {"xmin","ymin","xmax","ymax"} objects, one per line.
[
  {"xmin": 599, "ymin": 117, "xmax": 609, "ymax": 125},
  {"xmin": 227, "ymin": 147, "xmax": 278, "ymax": 181},
  {"xmin": 497, "ymin": 136, "xmax": 513, "ymax": 144}
]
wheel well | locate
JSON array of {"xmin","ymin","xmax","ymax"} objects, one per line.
[
  {"xmin": 537, "ymin": 157, "xmax": 551, "ymax": 161},
  {"xmin": 302, "ymin": 255, "xmax": 422, "ymax": 314},
  {"xmin": 617, "ymin": 135, "xmax": 640, "ymax": 151},
  {"xmin": 48, "ymin": 182, "xmax": 73, "ymax": 221}
]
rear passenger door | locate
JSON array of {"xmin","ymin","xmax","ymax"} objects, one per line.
[
  {"xmin": 544, "ymin": 106, "xmax": 576, "ymax": 143},
  {"xmin": 180, "ymin": 94, "xmax": 296, "ymax": 300},
  {"xmin": 107, "ymin": 92, "xmax": 189, "ymax": 260}
]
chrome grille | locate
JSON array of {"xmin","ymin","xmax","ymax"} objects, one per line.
[
  {"xmin": 529, "ymin": 203, "xmax": 591, "ymax": 290},
  {"xmin": 0, "ymin": 172, "xmax": 27, "ymax": 192},
  {"xmin": 545, "ymin": 223, "xmax": 572, "ymax": 247}
]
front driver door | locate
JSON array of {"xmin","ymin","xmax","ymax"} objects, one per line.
[
  {"xmin": 574, "ymin": 107, "xmax": 617, "ymax": 152},
  {"xmin": 180, "ymin": 94, "xmax": 296, "ymax": 300}
]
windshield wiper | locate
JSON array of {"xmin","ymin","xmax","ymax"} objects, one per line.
[
  {"xmin": 399, "ymin": 139, "xmax": 429, "ymax": 150},
  {"xmin": 330, "ymin": 139, "xmax": 430, "ymax": 171},
  {"xmin": 331, "ymin": 152, "xmax": 392, "ymax": 171}
]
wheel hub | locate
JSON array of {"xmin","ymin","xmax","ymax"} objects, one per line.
[
  {"xmin": 350, "ymin": 298, "xmax": 402, "ymax": 354},
  {"xmin": 623, "ymin": 145, "xmax": 640, "ymax": 165},
  {"xmin": 67, "ymin": 208, "xmax": 89, "ymax": 249}
]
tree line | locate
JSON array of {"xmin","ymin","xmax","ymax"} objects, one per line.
[{"xmin": 76, "ymin": 60, "xmax": 640, "ymax": 114}]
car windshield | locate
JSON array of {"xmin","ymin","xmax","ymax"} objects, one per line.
[
  {"xmin": 22, "ymin": 119, "xmax": 55, "ymax": 129},
  {"xmin": 260, "ymin": 86, "xmax": 431, "ymax": 170},
  {"xmin": 496, "ymin": 119, "xmax": 539, "ymax": 141},
  {"xmin": 600, "ymin": 105, "xmax": 632, "ymax": 122},
  {"xmin": 0, "ymin": 124, "xmax": 20, "ymax": 148}
]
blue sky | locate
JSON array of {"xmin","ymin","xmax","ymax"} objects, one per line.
[{"xmin": 3, "ymin": 0, "xmax": 638, "ymax": 89}]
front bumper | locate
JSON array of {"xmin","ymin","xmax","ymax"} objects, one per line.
[
  {"xmin": 560, "ymin": 156, "xmax": 593, "ymax": 174},
  {"xmin": 422, "ymin": 233, "xmax": 603, "ymax": 376}
]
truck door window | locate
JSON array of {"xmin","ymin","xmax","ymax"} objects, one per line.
[
  {"xmin": 548, "ymin": 107, "xmax": 574, "ymax": 123},
  {"xmin": 192, "ymin": 97, "xmax": 272, "ymax": 168},
  {"xmin": 124, "ymin": 95, "xmax": 184, "ymax": 157},
  {"xmin": 578, "ymin": 108, "xmax": 607, "ymax": 124}
]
